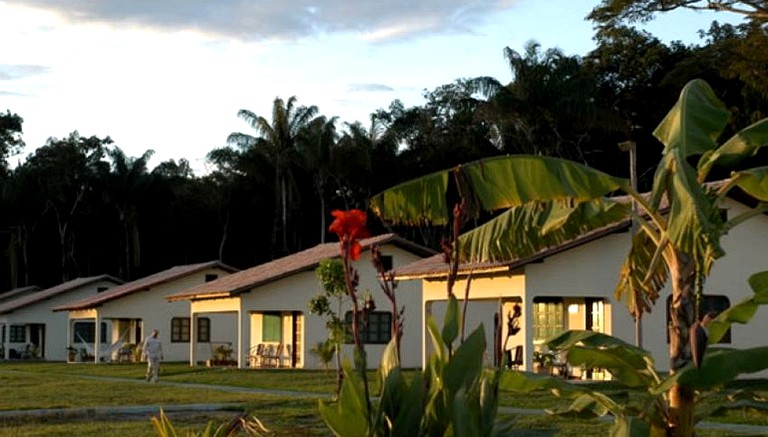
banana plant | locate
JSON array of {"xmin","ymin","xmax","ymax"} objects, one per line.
[
  {"xmin": 370, "ymin": 79, "xmax": 768, "ymax": 437},
  {"xmin": 500, "ymin": 271, "xmax": 768, "ymax": 436}
]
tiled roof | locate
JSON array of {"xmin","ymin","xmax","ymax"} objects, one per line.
[
  {"xmin": 0, "ymin": 275, "xmax": 123, "ymax": 314},
  {"xmin": 168, "ymin": 233, "xmax": 434, "ymax": 301},
  {"xmin": 0, "ymin": 286, "xmax": 42, "ymax": 303},
  {"xmin": 393, "ymin": 219, "xmax": 632, "ymax": 279},
  {"xmin": 55, "ymin": 261, "xmax": 238, "ymax": 311}
]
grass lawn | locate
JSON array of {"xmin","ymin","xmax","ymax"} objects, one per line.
[{"xmin": 1, "ymin": 362, "xmax": 767, "ymax": 436}]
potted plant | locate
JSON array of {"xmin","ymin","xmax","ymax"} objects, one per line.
[
  {"xmin": 533, "ymin": 350, "xmax": 554, "ymax": 374},
  {"xmin": 207, "ymin": 343, "xmax": 236, "ymax": 367},
  {"xmin": 67, "ymin": 346, "xmax": 77, "ymax": 362},
  {"xmin": 78, "ymin": 347, "xmax": 93, "ymax": 362}
]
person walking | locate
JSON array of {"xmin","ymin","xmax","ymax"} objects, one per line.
[{"xmin": 142, "ymin": 329, "xmax": 163, "ymax": 383}]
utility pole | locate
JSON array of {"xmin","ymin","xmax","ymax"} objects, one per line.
[{"xmin": 618, "ymin": 140, "xmax": 642, "ymax": 349}]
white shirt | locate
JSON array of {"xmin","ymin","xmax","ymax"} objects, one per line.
[{"xmin": 143, "ymin": 335, "xmax": 163, "ymax": 359}]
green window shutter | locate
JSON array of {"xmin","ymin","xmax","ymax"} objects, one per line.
[{"xmin": 262, "ymin": 313, "xmax": 282, "ymax": 342}]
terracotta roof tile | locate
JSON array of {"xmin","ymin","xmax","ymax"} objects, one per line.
[
  {"xmin": 169, "ymin": 233, "xmax": 434, "ymax": 301},
  {"xmin": 0, "ymin": 275, "xmax": 123, "ymax": 314},
  {"xmin": 393, "ymin": 219, "xmax": 631, "ymax": 279},
  {"xmin": 0, "ymin": 286, "xmax": 42, "ymax": 303},
  {"xmin": 55, "ymin": 261, "xmax": 238, "ymax": 311}
]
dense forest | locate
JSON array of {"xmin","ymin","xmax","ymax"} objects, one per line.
[{"xmin": 1, "ymin": 7, "xmax": 767, "ymax": 290}]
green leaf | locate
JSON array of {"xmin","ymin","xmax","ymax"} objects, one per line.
[
  {"xmin": 614, "ymin": 229, "xmax": 666, "ymax": 318},
  {"xmin": 379, "ymin": 337, "xmax": 400, "ymax": 381},
  {"xmin": 444, "ymin": 325, "xmax": 485, "ymax": 394},
  {"xmin": 749, "ymin": 270, "xmax": 768, "ymax": 297},
  {"xmin": 653, "ymin": 79, "xmax": 729, "ymax": 158},
  {"xmin": 479, "ymin": 369, "xmax": 502, "ymax": 436},
  {"xmin": 732, "ymin": 167, "xmax": 768, "ymax": 202},
  {"xmin": 547, "ymin": 330, "xmax": 648, "ymax": 358},
  {"xmin": 498, "ymin": 370, "xmax": 563, "ymax": 392},
  {"xmin": 678, "ymin": 347, "xmax": 768, "ymax": 389},
  {"xmin": 566, "ymin": 347, "xmax": 652, "ymax": 388},
  {"xmin": 707, "ymin": 270, "xmax": 768, "ymax": 343},
  {"xmin": 388, "ymin": 372, "xmax": 425, "ymax": 436},
  {"xmin": 377, "ymin": 365, "xmax": 424, "ymax": 436},
  {"xmin": 370, "ymin": 155, "xmax": 628, "ymax": 231},
  {"xmin": 460, "ymin": 155, "xmax": 628, "ymax": 210},
  {"xmin": 369, "ymin": 170, "xmax": 450, "ymax": 225},
  {"xmin": 442, "ymin": 295, "xmax": 460, "ymax": 347},
  {"xmin": 663, "ymin": 150, "xmax": 725, "ymax": 268},
  {"xmin": 609, "ymin": 415, "xmax": 652, "ymax": 437},
  {"xmin": 458, "ymin": 197, "xmax": 629, "ymax": 263},
  {"xmin": 547, "ymin": 331, "xmax": 656, "ymax": 388},
  {"xmin": 426, "ymin": 316, "xmax": 446, "ymax": 362},
  {"xmin": 318, "ymin": 362, "xmax": 369, "ymax": 437},
  {"xmin": 698, "ymin": 118, "xmax": 768, "ymax": 178}
]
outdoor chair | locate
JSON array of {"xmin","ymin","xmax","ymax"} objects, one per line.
[
  {"xmin": 281, "ymin": 344, "xmax": 292, "ymax": 368},
  {"xmin": 248, "ymin": 344, "xmax": 265, "ymax": 367},
  {"xmin": 551, "ymin": 351, "xmax": 569, "ymax": 378},
  {"xmin": 506, "ymin": 345, "xmax": 523, "ymax": 370},
  {"xmin": 261, "ymin": 344, "xmax": 283, "ymax": 367}
]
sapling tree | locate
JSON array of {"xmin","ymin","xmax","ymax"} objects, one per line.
[{"xmin": 309, "ymin": 258, "xmax": 350, "ymax": 396}]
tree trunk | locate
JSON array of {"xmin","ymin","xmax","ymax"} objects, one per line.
[
  {"xmin": 281, "ymin": 176, "xmax": 288, "ymax": 254},
  {"xmin": 318, "ymin": 180, "xmax": 326, "ymax": 243},
  {"xmin": 218, "ymin": 210, "xmax": 230, "ymax": 262},
  {"xmin": 668, "ymin": 250, "xmax": 697, "ymax": 437}
]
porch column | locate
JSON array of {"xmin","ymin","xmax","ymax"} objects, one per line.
[
  {"xmin": 189, "ymin": 312, "xmax": 197, "ymax": 367},
  {"xmin": 66, "ymin": 318, "xmax": 72, "ymax": 361},
  {"xmin": 93, "ymin": 312, "xmax": 101, "ymax": 363},
  {"xmin": 422, "ymin": 300, "xmax": 430, "ymax": 370},
  {"xmin": 2, "ymin": 323, "xmax": 8, "ymax": 360},
  {"xmin": 524, "ymin": 299, "xmax": 535, "ymax": 372},
  {"xmin": 242, "ymin": 310, "xmax": 251, "ymax": 369},
  {"xmin": 237, "ymin": 307, "xmax": 246, "ymax": 369}
]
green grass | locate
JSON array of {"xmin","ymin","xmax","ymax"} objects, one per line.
[{"xmin": 2, "ymin": 362, "xmax": 768, "ymax": 436}]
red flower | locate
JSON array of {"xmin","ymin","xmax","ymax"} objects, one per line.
[{"xmin": 329, "ymin": 209, "xmax": 370, "ymax": 260}]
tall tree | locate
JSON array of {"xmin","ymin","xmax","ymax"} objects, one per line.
[
  {"xmin": 205, "ymin": 145, "xmax": 273, "ymax": 265},
  {"xmin": 228, "ymin": 96, "xmax": 318, "ymax": 256},
  {"xmin": 0, "ymin": 110, "xmax": 24, "ymax": 174},
  {"xmin": 370, "ymin": 79, "xmax": 768, "ymax": 437},
  {"xmin": 298, "ymin": 116, "xmax": 338, "ymax": 243},
  {"xmin": 104, "ymin": 147, "xmax": 154, "ymax": 279},
  {"xmin": 584, "ymin": 26, "xmax": 694, "ymax": 185},
  {"xmin": 470, "ymin": 42, "xmax": 598, "ymax": 163},
  {"xmin": 589, "ymin": 0, "xmax": 768, "ymax": 29},
  {"xmin": 19, "ymin": 132, "xmax": 110, "ymax": 282}
]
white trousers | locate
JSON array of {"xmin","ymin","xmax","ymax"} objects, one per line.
[{"xmin": 146, "ymin": 356, "xmax": 161, "ymax": 382}]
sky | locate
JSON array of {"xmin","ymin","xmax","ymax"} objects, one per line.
[{"xmin": 0, "ymin": 0, "xmax": 743, "ymax": 174}]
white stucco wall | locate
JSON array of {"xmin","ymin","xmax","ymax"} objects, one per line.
[
  {"xmin": 80, "ymin": 267, "xmax": 236, "ymax": 362},
  {"xmin": 233, "ymin": 244, "xmax": 427, "ymax": 369},
  {"xmin": 0, "ymin": 278, "xmax": 119, "ymax": 361},
  {"xmin": 422, "ymin": 273, "xmax": 526, "ymax": 369}
]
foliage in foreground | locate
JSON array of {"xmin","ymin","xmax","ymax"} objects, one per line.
[
  {"xmin": 152, "ymin": 408, "xmax": 272, "ymax": 437},
  {"xmin": 319, "ymin": 295, "xmax": 512, "ymax": 436}
]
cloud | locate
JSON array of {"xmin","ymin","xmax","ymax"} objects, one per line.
[
  {"xmin": 9, "ymin": 0, "xmax": 517, "ymax": 42},
  {"xmin": 0, "ymin": 64, "xmax": 51, "ymax": 81},
  {"xmin": 347, "ymin": 83, "xmax": 394, "ymax": 93}
]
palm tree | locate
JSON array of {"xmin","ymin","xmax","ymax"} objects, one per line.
[
  {"xmin": 228, "ymin": 96, "xmax": 318, "ymax": 256},
  {"xmin": 298, "ymin": 116, "xmax": 338, "ymax": 243},
  {"xmin": 105, "ymin": 146, "xmax": 154, "ymax": 279},
  {"xmin": 370, "ymin": 79, "xmax": 768, "ymax": 437},
  {"xmin": 469, "ymin": 41, "xmax": 598, "ymax": 162}
]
